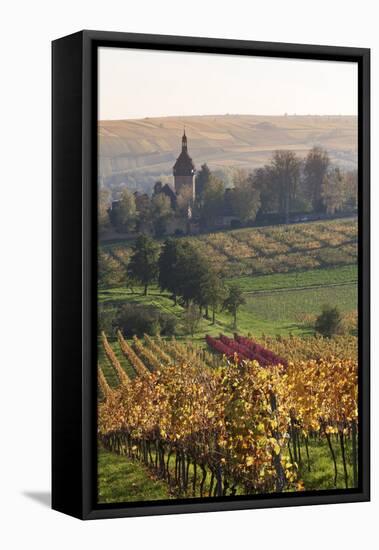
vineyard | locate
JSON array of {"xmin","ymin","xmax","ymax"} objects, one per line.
[
  {"xmin": 100, "ymin": 218, "xmax": 357, "ymax": 280},
  {"xmin": 98, "ymin": 331, "xmax": 358, "ymax": 501},
  {"xmin": 206, "ymin": 334, "xmax": 288, "ymax": 366}
]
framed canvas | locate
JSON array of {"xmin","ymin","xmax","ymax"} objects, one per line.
[{"xmin": 52, "ymin": 30, "xmax": 370, "ymax": 520}]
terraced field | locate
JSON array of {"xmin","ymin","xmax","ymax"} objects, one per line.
[
  {"xmin": 98, "ymin": 331, "xmax": 358, "ymax": 501},
  {"xmin": 99, "ymin": 218, "xmax": 358, "ymax": 336},
  {"xmin": 101, "ymin": 218, "xmax": 358, "ymax": 279},
  {"xmin": 97, "ymin": 217, "xmax": 359, "ymax": 503},
  {"xmin": 185, "ymin": 218, "xmax": 357, "ymax": 277}
]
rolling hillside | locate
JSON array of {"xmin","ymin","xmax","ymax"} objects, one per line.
[
  {"xmin": 99, "ymin": 114, "xmax": 357, "ymax": 190},
  {"xmin": 99, "ymin": 218, "xmax": 358, "ymax": 336}
]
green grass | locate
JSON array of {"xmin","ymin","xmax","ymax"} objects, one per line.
[
  {"xmin": 98, "ymin": 445, "xmax": 216, "ymax": 501},
  {"xmin": 97, "ymin": 434, "xmax": 356, "ymax": 504},
  {"xmin": 238, "ymin": 283, "xmax": 357, "ymax": 335},
  {"xmin": 227, "ymin": 265, "xmax": 357, "ymax": 293},
  {"xmin": 98, "ymin": 447, "xmax": 171, "ymax": 503},
  {"xmin": 98, "ymin": 338, "xmax": 137, "ymax": 383},
  {"xmin": 98, "ymin": 265, "xmax": 357, "ymax": 338},
  {"xmin": 98, "ymin": 222, "xmax": 358, "ymax": 502},
  {"xmin": 98, "ymin": 345, "xmax": 120, "ymax": 387},
  {"xmin": 295, "ymin": 436, "xmax": 356, "ymax": 490}
]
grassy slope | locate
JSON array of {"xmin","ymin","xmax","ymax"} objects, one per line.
[
  {"xmin": 229, "ymin": 264, "xmax": 357, "ymax": 293},
  {"xmin": 298, "ymin": 437, "xmax": 355, "ymax": 491},
  {"xmin": 99, "ymin": 114, "xmax": 358, "ymax": 182},
  {"xmin": 99, "ymin": 265, "xmax": 357, "ymax": 338},
  {"xmin": 97, "ymin": 435, "xmax": 355, "ymax": 504},
  {"xmin": 97, "ymin": 220, "xmax": 358, "ymax": 501},
  {"xmin": 99, "ymin": 218, "xmax": 358, "ymax": 337},
  {"xmin": 98, "ymin": 447, "xmax": 170, "ymax": 503}
]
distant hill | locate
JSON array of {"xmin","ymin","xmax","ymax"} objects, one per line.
[{"xmin": 99, "ymin": 114, "xmax": 357, "ymax": 191}]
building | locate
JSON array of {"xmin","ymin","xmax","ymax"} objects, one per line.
[
  {"xmin": 173, "ymin": 130, "xmax": 196, "ymax": 203},
  {"xmin": 153, "ymin": 181, "xmax": 177, "ymax": 209}
]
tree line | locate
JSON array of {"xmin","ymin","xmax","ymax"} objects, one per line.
[
  {"xmin": 99, "ymin": 185, "xmax": 175, "ymax": 237},
  {"xmin": 102, "ymin": 234, "xmax": 246, "ymax": 330},
  {"xmin": 99, "ymin": 146, "xmax": 357, "ymax": 235},
  {"xmin": 195, "ymin": 147, "xmax": 357, "ymax": 227}
]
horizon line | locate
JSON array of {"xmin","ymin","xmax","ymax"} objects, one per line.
[{"xmin": 99, "ymin": 113, "xmax": 358, "ymax": 123}]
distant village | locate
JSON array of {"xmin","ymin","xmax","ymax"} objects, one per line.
[
  {"xmin": 107, "ymin": 130, "xmax": 239, "ymax": 238},
  {"xmin": 100, "ymin": 130, "xmax": 358, "ymax": 241}
]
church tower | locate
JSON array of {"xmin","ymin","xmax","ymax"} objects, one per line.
[{"xmin": 173, "ymin": 130, "xmax": 196, "ymax": 202}]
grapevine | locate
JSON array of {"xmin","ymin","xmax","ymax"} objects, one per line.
[
  {"xmin": 116, "ymin": 330, "xmax": 150, "ymax": 376},
  {"xmin": 101, "ymin": 331, "xmax": 130, "ymax": 386}
]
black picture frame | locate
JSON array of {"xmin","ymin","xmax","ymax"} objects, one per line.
[{"xmin": 52, "ymin": 30, "xmax": 370, "ymax": 520}]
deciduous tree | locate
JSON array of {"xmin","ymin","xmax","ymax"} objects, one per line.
[
  {"xmin": 151, "ymin": 193, "xmax": 173, "ymax": 237},
  {"xmin": 223, "ymin": 285, "xmax": 246, "ymax": 329},
  {"xmin": 230, "ymin": 169, "xmax": 261, "ymax": 223},
  {"xmin": 110, "ymin": 188, "xmax": 137, "ymax": 233},
  {"xmin": 322, "ymin": 167, "xmax": 346, "ymax": 214},
  {"xmin": 271, "ymin": 151, "xmax": 301, "ymax": 223},
  {"xmin": 128, "ymin": 234, "xmax": 159, "ymax": 295},
  {"xmin": 303, "ymin": 146, "xmax": 330, "ymax": 212},
  {"xmin": 201, "ymin": 174, "xmax": 224, "ymax": 227},
  {"xmin": 158, "ymin": 238, "xmax": 181, "ymax": 304},
  {"xmin": 199, "ymin": 268, "xmax": 226, "ymax": 324}
]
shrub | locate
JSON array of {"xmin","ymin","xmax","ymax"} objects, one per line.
[
  {"xmin": 98, "ymin": 305, "xmax": 117, "ymax": 335},
  {"xmin": 315, "ymin": 305, "xmax": 343, "ymax": 338},
  {"xmin": 182, "ymin": 304, "xmax": 201, "ymax": 336},
  {"xmin": 115, "ymin": 303, "xmax": 177, "ymax": 338}
]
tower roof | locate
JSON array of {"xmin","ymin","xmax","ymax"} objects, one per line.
[{"xmin": 173, "ymin": 131, "xmax": 195, "ymax": 175}]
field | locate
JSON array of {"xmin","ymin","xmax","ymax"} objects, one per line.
[
  {"xmin": 97, "ymin": 217, "xmax": 358, "ymax": 502},
  {"xmin": 99, "ymin": 114, "xmax": 357, "ymax": 189},
  {"xmin": 99, "ymin": 270, "xmax": 356, "ymax": 337},
  {"xmin": 101, "ymin": 218, "xmax": 358, "ymax": 278},
  {"xmin": 98, "ymin": 332, "xmax": 358, "ymax": 502},
  {"xmin": 98, "ymin": 447, "xmax": 171, "ymax": 503},
  {"xmin": 99, "ymin": 218, "xmax": 358, "ymax": 337},
  {"xmin": 98, "ymin": 426, "xmax": 355, "ymax": 501}
]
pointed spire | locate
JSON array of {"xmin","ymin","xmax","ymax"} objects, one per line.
[{"xmin": 182, "ymin": 127, "xmax": 187, "ymax": 152}]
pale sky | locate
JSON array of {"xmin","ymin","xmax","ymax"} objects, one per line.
[{"xmin": 98, "ymin": 47, "xmax": 358, "ymax": 121}]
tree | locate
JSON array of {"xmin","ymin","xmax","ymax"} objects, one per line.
[
  {"xmin": 128, "ymin": 234, "xmax": 159, "ymax": 295},
  {"xmin": 134, "ymin": 192, "xmax": 151, "ymax": 232},
  {"xmin": 158, "ymin": 238, "xmax": 181, "ymax": 304},
  {"xmin": 183, "ymin": 303, "xmax": 202, "ymax": 336},
  {"xmin": 223, "ymin": 285, "xmax": 246, "ymax": 329},
  {"xmin": 251, "ymin": 165, "xmax": 277, "ymax": 214},
  {"xmin": 162, "ymin": 242, "xmax": 211, "ymax": 309},
  {"xmin": 98, "ymin": 188, "xmax": 111, "ymax": 234},
  {"xmin": 315, "ymin": 305, "xmax": 342, "ymax": 337},
  {"xmin": 230, "ymin": 169, "xmax": 261, "ymax": 223},
  {"xmin": 159, "ymin": 240, "xmax": 219, "ymax": 311},
  {"xmin": 109, "ymin": 188, "xmax": 137, "ymax": 233},
  {"xmin": 151, "ymin": 193, "xmax": 173, "ymax": 237},
  {"xmin": 270, "ymin": 151, "xmax": 301, "ymax": 223},
  {"xmin": 344, "ymin": 170, "xmax": 358, "ymax": 211},
  {"xmin": 98, "ymin": 250, "xmax": 123, "ymax": 287},
  {"xmin": 321, "ymin": 167, "xmax": 346, "ymax": 214},
  {"xmin": 201, "ymin": 174, "xmax": 225, "ymax": 227},
  {"xmin": 175, "ymin": 244, "xmax": 209, "ymax": 308},
  {"xmin": 303, "ymin": 147, "xmax": 330, "ymax": 212},
  {"xmin": 199, "ymin": 267, "xmax": 226, "ymax": 324},
  {"xmin": 195, "ymin": 163, "xmax": 211, "ymax": 204}
]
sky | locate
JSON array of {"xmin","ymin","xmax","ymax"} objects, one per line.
[{"xmin": 98, "ymin": 47, "xmax": 358, "ymax": 121}]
